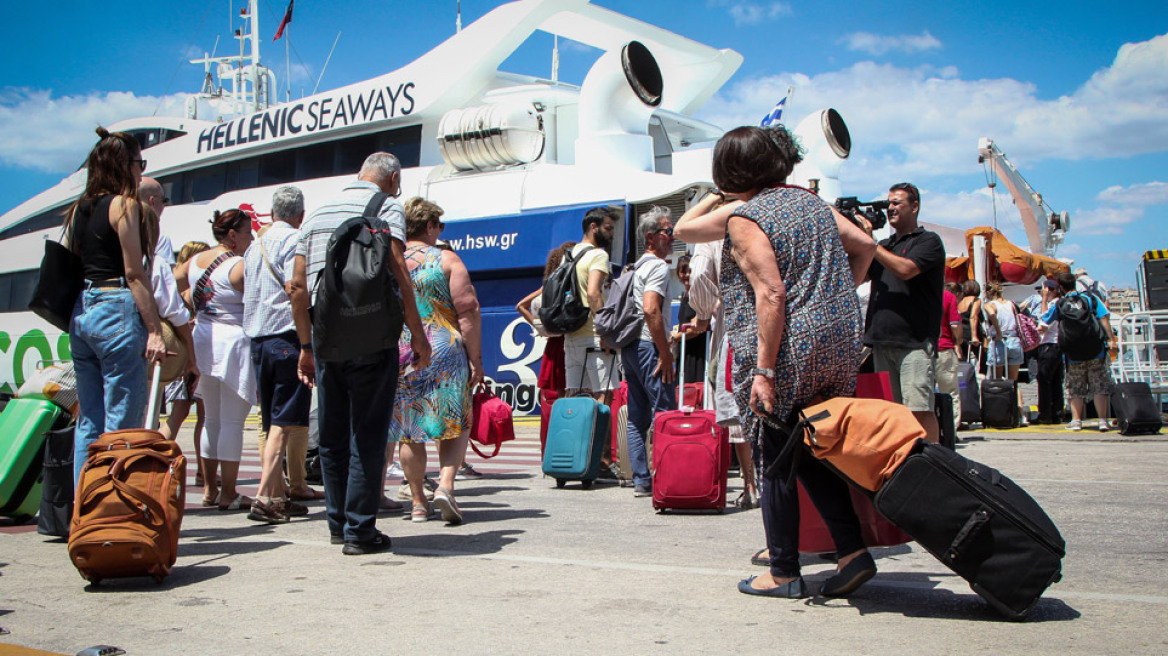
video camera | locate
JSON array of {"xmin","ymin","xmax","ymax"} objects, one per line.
[{"xmin": 834, "ymin": 197, "xmax": 889, "ymax": 231}]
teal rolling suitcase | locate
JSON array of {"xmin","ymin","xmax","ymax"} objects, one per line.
[
  {"xmin": 542, "ymin": 397, "xmax": 610, "ymax": 489},
  {"xmin": 0, "ymin": 398, "xmax": 62, "ymax": 521}
]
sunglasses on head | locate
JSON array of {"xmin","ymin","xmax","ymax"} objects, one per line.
[{"xmin": 890, "ymin": 182, "xmax": 919, "ymax": 203}]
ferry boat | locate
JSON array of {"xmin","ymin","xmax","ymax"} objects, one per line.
[{"xmin": 0, "ymin": 0, "xmax": 853, "ymax": 411}]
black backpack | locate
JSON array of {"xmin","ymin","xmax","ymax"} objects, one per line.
[
  {"xmin": 1056, "ymin": 293, "xmax": 1107, "ymax": 361},
  {"xmin": 538, "ymin": 244, "xmax": 595, "ymax": 334},
  {"xmin": 312, "ymin": 192, "xmax": 403, "ymax": 362}
]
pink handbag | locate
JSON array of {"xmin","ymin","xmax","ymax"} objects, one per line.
[{"xmin": 470, "ymin": 385, "xmax": 514, "ymax": 459}]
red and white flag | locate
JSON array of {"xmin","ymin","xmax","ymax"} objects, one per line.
[{"xmin": 273, "ymin": 0, "xmax": 294, "ymax": 41}]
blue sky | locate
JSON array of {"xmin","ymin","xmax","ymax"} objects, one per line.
[{"xmin": 1, "ymin": 0, "xmax": 1165, "ymax": 287}]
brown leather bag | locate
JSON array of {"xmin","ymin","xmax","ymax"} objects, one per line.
[
  {"xmin": 798, "ymin": 397, "xmax": 925, "ymax": 492},
  {"xmin": 68, "ymin": 429, "xmax": 186, "ymax": 583}
]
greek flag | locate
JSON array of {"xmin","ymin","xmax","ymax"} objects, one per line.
[{"xmin": 760, "ymin": 96, "xmax": 786, "ymax": 127}]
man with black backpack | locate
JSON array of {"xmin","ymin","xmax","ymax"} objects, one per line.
[
  {"xmin": 289, "ymin": 152, "xmax": 430, "ymax": 554},
  {"xmin": 544, "ymin": 206, "xmax": 619, "ymax": 399},
  {"xmin": 1041, "ymin": 272, "xmax": 1117, "ymax": 432}
]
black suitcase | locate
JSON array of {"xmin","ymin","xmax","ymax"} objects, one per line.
[
  {"xmin": 981, "ymin": 379, "xmax": 1019, "ymax": 429},
  {"xmin": 37, "ymin": 423, "xmax": 74, "ymax": 538},
  {"xmin": 958, "ymin": 361, "xmax": 981, "ymax": 425},
  {"xmin": 874, "ymin": 440, "xmax": 1065, "ymax": 619},
  {"xmin": 934, "ymin": 392, "xmax": 957, "ymax": 449},
  {"xmin": 1111, "ymin": 382, "xmax": 1162, "ymax": 435}
]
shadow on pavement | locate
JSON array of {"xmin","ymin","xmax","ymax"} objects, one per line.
[
  {"xmin": 802, "ymin": 572, "xmax": 1080, "ymax": 622},
  {"xmin": 390, "ymin": 528, "xmax": 524, "ymax": 556}
]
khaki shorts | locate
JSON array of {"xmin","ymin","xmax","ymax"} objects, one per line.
[
  {"xmin": 564, "ymin": 335, "xmax": 619, "ymax": 392},
  {"xmin": 873, "ymin": 344, "xmax": 936, "ymax": 412}
]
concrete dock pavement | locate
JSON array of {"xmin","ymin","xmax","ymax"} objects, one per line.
[{"xmin": 2, "ymin": 418, "xmax": 1167, "ymax": 655}]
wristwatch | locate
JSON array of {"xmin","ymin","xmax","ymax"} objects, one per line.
[
  {"xmin": 300, "ymin": 343, "xmax": 313, "ymax": 351},
  {"xmin": 752, "ymin": 367, "xmax": 775, "ymax": 379}
]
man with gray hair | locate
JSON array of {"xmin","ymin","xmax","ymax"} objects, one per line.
[
  {"xmin": 622, "ymin": 205, "xmax": 677, "ymax": 497},
  {"xmin": 290, "ymin": 153, "xmax": 430, "ymax": 554},
  {"xmin": 243, "ymin": 184, "xmax": 316, "ymax": 524}
]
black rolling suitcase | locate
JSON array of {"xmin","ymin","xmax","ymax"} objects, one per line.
[
  {"xmin": 934, "ymin": 392, "xmax": 957, "ymax": 449},
  {"xmin": 37, "ymin": 423, "xmax": 75, "ymax": 537},
  {"xmin": 981, "ymin": 358, "xmax": 1019, "ymax": 429},
  {"xmin": 1111, "ymin": 382, "xmax": 1162, "ymax": 435},
  {"xmin": 874, "ymin": 440, "xmax": 1065, "ymax": 619},
  {"xmin": 958, "ymin": 355, "xmax": 981, "ymax": 426}
]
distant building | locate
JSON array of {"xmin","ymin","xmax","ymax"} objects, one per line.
[{"xmin": 1108, "ymin": 287, "xmax": 1141, "ymax": 314}]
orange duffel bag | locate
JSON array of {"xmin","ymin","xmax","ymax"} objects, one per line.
[
  {"xmin": 797, "ymin": 397, "xmax": 925, "ymax": 492},
  {"xmin": 68, "ymin": 429, "xmax": 186, "ymax": 584}
]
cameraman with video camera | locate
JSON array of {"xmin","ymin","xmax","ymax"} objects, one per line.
[{"xmin": 856, "ymin": 182, "xmax": 946, "ymax": 443}]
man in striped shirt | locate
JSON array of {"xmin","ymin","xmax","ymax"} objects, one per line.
[{"xmin": 289, "ymin": 152, "xmax": 430, "ymax": 555}]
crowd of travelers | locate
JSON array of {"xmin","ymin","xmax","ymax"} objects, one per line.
[{"xmin": 65, "ymin": 123, "xmax": 1117, "ymax": 583}]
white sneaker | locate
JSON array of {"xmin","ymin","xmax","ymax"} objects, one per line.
[
  {"xmin": 386, "ymin": 460, "xmax": 404, "ymax": 479},
  {"xmin": 1098, "ymin": 420, "xmax": 1110, "ymax": 432},
  {"xmin": 1066, "ymin": 420, "xmax": 1082, "ymax": 431}
]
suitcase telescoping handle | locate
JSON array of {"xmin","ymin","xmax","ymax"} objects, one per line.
[
  {"xmin": 144, "ymin": 362, "xmax": 163, "ymax": 431},
  {"xmin": 677, "ymin": 323, "xmax": 689, "ymax": 410}
]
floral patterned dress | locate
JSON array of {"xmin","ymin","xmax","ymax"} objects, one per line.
[
  {"xmin": 720, "ymin": 185, "xmax": 863, "ymax": 444},
  {"xmin": 390, "ymin": 246, "xmax": 470, "ymax": 443}
]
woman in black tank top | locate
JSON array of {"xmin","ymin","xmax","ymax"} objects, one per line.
[{"xmin": 68, "ymin": 127, "xmax": 168, "ymax": 483}]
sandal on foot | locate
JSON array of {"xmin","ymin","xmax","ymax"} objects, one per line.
[
  {"xmin": 219, "ymin": 494, "xmax": 252, "ymax": 511},
  {"xmin": 201, "ymin": 492, "xmax": 220, "ymax": 507},
  {"xmin": 737, "ymin": 575, "xmax": 808, "ymax": 598},
  {"xmin": 750, "ymin": 548, "xmax": 769, "ymax": 568},
  {"xmin": 432, "ymin": 487, "xmax": 463, "ymax": 525},
  {"xmin": 380, "ymin": 496, "xmax": 404, "ymax": 512},
  {"xmin": 410, "ymin": 502, "xmax": 434, "ymax": 523}
]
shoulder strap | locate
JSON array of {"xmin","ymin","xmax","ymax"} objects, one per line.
[
  {"xmin": 258, "ymin": 229, "xmax": 283, "ymax": 285},
  {"xmin": 192, "ymin": 251, "xmax": 235, "ymax": 313},
  {"xmin": 568, "ymin": 244, "xmax": 594, "ymax": 265},
  {"xmin": 363, "ymin": 191, "xmax": 389, "ymax": 220}
]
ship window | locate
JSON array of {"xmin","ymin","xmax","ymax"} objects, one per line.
[
  {"xmin": 297, "ymin": 142, "xmax": 336, "ymax": 181},
  {"xmin": 188, "ymin": 164, "xmax": 226, "ymax": 202},
  {"xmin": 260, "ymin": 152, "xmax": 295, "ymax": 187},
  {"xmin": 337, "ymin": 134, "xmax": 379, "ymax": 174},
  {"xmin": 157, "ymin": 173, "xmax": 186, "ymax": 206},
  {"xmin": 0, "ymin": 269, "xmax": 40, "ymax": 313},
  {"xmin": 226, "ymin": 158, "xmax": 260, "ymax": 192},
  {"xmin": 161, "ymin": 129, "xmax": 186, "ymax": 144},
  {"xmin": 380, "ymin": 125, "xmax": 422, "ymax": 168},
  {"xmin": 0, "ymin": 204, "xmax": 71, "ymax": 240}
]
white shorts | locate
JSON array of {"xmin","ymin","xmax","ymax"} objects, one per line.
[{"xmin": 564, "ymin": 335, "xmax": 619, "ymax": 392}]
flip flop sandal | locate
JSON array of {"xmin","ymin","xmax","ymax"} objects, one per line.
[
  {"xmin": 751, "ymin": 548, "xmax": 769, "ymax": 568},
  {"xmin": 219, "ymin": 494, "xmax": 252, "ymax": 511},
  {"xmin": 201, "ymin": 492, "xmax": 220, "ymax": 507}
]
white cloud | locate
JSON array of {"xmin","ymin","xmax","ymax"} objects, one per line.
[
  {"xmin": 0, "ymin": 88, "xmax": 188, "ymax": 172},
  {"xmin": 839, "ymin": 31, "xmax": 942, "ymax": 56},
  {"xmin": 699, "ymin": 32, "xmax": 1168, "ymax": 187},
  {"xmin": 1069, "ymin": 205, "xmax": 1144, "ymax": 235},
  {"xmin": 1096, "ymin": 181, "xmax": 1168, "ymax": 206},
  {"xmin": 706, "ymin": 1, "xmax": 792, "ymax": 27}
]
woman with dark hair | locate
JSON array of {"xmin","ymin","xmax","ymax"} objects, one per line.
[
  {"xmin": 390, "ymin": 197, "xmax": 483, "ymax": 525},
  {"xmin": 671, "ymin": 253, "xmax": 708, "ymax": 386},
  {"xmin": 69, "ymin": 127, "xmax": 168, "ymax": 483},
  {"xmin": 181, "ymin": 208, "xmax": 256, "ymax": 511},
  {"xmin": 676, "ymin": 125, "xmax": 877, "ymax": 599},
  {"xmin": 957, "ymin": 279, "xmax": 983, "ymax": 361}
]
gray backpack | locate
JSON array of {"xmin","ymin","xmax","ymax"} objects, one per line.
[{"xmin": 594, "ymin": 258, "xmax": 648, "ymax": 348}]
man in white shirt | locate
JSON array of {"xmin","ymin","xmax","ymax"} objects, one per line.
[
  {"xmin": 1074, "ymin": 267, "xmax": 1109, "ymax": 304},
  {"xmin": 621, "ymin": 206, "xmax": 677, "ymax": 497}
]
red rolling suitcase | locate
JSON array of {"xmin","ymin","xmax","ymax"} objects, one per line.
[
  {"xmin": 798, "ymin": 371, "xmax": 911, "ymax": 553},
  {"xmin": 651, "ymin": 327, "xmax": 729, "ymax": 512}
]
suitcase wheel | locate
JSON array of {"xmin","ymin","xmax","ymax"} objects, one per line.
[
  {"xmin": 555, "ymin": 478, "xmax": 566, "ymax": 489},
  {"xmin": 581, "ymin": 479, "xmax": 594, "ymax": 490}
]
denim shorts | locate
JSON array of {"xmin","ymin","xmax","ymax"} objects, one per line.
[
  {"xmin": 251, "ymin": 331, "xmax": 312, "ymax": 429},
  {"xmin": 987, "ymin": 335, "xmax": 1024, "ymax": 368}
]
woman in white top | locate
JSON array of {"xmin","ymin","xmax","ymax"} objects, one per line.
[
  {"xmin": 1034, "ymin": 278, "xmax": 1065, "ymax": 424},
  {"xmin": 182, "ymin": 209, "xmax": 255, "ymax": 511},
  {"xmin": 983, "ymin": 282, "xmax": 1027, "ymax": 424}
]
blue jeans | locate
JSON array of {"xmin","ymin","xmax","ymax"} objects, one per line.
[
  {"xmin": 621, "ymin": 340, "xmax": 676, "ymax": 487},
  {"xmin": 70, "ymin": 286, "xmax": 148, "ymax": 483},
  {"xmin": 316, "ymin": 349, "xmax": 399, "ymax": 542}
]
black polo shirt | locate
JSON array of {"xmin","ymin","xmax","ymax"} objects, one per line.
[{"xmin": 863, "ymin": 226, "xmax": 946, "ymax": 350}]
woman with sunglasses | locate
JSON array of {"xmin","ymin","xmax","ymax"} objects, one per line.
[
  {"xmin": 180, "ymin": 208, "xmax": 256, "ymax": 511},
  {"xmin": 389, "ymin": 197, "xmax": 483, "ymax": 524},
  {"xmin": 68, "ymin": 127, "xmax": 168, "ymax": 483}
]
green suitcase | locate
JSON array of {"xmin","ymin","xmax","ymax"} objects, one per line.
[{"xmin": 0, "ymin": 398, "xmax": 62, "ymax": 521}]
